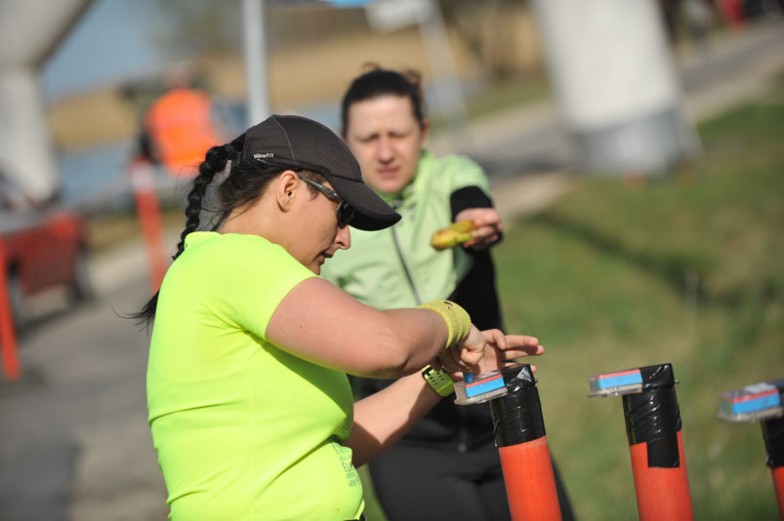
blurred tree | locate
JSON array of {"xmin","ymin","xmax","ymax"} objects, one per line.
[
  {"xmin": 144, "ymin": 0, "xmax": 242, "ymax": 55},
  {"xmin": 138, "ymin": 0, "xmax": 368, "ymax": 56},
  {"xmin": 439, "ymin": 0, "xmax": 534, "ymax": 81}
]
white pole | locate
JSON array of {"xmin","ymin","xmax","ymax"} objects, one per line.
[
  {"xmin": 0, "ymin": 68, "xmax": 59, "ymax": 201},
  {"xmin": 242, "ymin": 0, "xmax": 269, "ymax": 125},
  {"xmin": 531, "ymin": 0, "xmax": 699, "ymax": 175},
  {"xmin": 0, "ymin": 0, "xmax": 94, "ymax": 203},
  {"xmin": 416, "ymin": 0, "xmax": 468, "ymax": 151}
]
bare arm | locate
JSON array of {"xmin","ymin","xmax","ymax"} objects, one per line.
[
  {"xmin": 348, "ymin": 372, "xmax": 440, "ymax": 467},
  {"xmin": 266, "ymin": 277, "xmax": 482, "ymax": 378},
  {"xmin": 347, "ymin": 330, "xmax": 545, "ymax": 466}
]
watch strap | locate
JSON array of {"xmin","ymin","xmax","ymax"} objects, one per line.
[{"xmin": 421, "ymin": 365, "xmax": 455, "ymax": 397}]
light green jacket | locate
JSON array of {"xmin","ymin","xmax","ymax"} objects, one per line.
[{"xmin": 322, "ymin": 150, "xmax": 492, "ymax": 309}]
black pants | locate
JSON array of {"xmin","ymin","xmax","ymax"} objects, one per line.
[{"xmin": 368, "ymin": 444, "xmax": 575, "ymax": 521}]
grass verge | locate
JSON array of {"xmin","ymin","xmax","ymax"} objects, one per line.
[{"xmin": 493, "ymin": 77, "xmax": 784, "ymax": 520}]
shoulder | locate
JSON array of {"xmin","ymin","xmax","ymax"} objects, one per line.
[
  {"xmin": 419, "ymin": 151, "xmax": 490, "ymax": 193},
  {"xmin": 175, "ymin": 232, "xmax": 316, "ymax": 307},
  {"xmin": 182, "ymin": 232, "xmax": 308, "ymax": 276},
  {"xmin": 421, "ymin": 150, "xmax": 483, "ymax": 171},
  {"xmin": 186, "ymin": 231, "xmax": 276, "ymax": 254}
]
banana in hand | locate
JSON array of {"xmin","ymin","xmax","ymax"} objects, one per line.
[{"xmin": 430, "ymin": 220, "xmax": 478, "ymax": 251}]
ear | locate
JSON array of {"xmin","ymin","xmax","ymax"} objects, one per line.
[
  {"xmin": 276, "ymin": 170, "xmax": 300, "ymax": 212},
  {"xmin": 420, "ymin": 118, "xmax": 431, "ymax": 146}
]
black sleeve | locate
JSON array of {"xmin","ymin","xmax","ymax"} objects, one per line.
[
  {"xmin": 449, "ymin": 186, "xmax": 493, "ymax": 220},
  {"xmin": 449, "ymin": 186, "xmax": 503, "ymax": 246}
]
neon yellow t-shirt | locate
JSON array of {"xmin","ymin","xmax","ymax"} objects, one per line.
[{"xmin": 147, "ymin": 232, "xmax": 363, "ymax": 520}]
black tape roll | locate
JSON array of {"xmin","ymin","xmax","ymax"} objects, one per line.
[
  {"xmin": 623, "ymin": 385, "xmax": 682, "ymax": 468},
  {"xmin": 638, "ymin": 363, "xmax": 677, "ymax": 391},
  {"xmin": 762, "ymin": 416, "xmax": 784, "ymax": 469},
  {"xmin": 490, "ymin": 365, "xmax": 546, "ymax": 447}
]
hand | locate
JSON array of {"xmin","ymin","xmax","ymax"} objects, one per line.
[
  {"xmin": 438, "ymin": 329, "xmax": 544, "ymax": 381},
  {"xmin": 474, "ymin": 329, "xmax": 544, "ymax": 376},
  {"xmin": 435, "ymin": 324, "xmax": 486, "ymax": 374},
  {"xmin": 455, "ymin": 208, "xmax": 503, "ymax": 251}
]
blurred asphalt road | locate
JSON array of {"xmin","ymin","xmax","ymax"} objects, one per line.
[{"xmin": 1, "ymin": 19, "xmax": 782, "ymax": 521}]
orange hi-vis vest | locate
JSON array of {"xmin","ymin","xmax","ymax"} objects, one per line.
[{"xmin": 144, "ymin": 88, "xmax": 223, "ymax": 177}]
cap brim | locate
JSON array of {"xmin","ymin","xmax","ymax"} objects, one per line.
[
  {"xmin": 255, "ymin": 156, "xmax": 400, "ymax": 231},
  {"xmin": 328, "ymin": 176, "xmax": 401, "ymax": 231}
]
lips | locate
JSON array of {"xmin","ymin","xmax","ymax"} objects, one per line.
[{"xmin": 377, "ymin": 167, "xmax": 398, "ymax": 178}]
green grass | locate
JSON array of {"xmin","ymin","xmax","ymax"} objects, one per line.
[{"xmin": 492, "ymin": 80, "xmax": 784, "ymax": 520}]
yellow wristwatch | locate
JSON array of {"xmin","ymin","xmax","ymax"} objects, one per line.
[{"xmin": 421, "ymin": 365, "xmax": 455, "ymax": 397}]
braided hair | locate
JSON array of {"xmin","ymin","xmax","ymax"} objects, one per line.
[{"xmin": 128, "ymin": 133, "xmax": 328, "ymax": 326}]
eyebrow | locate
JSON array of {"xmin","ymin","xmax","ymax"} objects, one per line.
[{"xmin": 354, "ymin": 126, "xmax": 414, "ymax": 140}]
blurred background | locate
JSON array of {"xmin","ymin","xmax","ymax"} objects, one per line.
[{"xmin": 1, "ymin": 0, "xmax": 783, "ymax": 519}]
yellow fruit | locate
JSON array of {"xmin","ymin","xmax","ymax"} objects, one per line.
[
  {"xmin": 430, "ymin": 220, "xmax": 477, "ymax": 250},
  {"xmin": 448, "ymin": 220, "xmax": 478, "ymax": 233}
]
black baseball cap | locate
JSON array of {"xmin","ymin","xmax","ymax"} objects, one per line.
[{"xmin": 241, "ymin": 114, "xmax": 400, "ymax": 231}]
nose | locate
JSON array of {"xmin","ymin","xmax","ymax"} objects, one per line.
[
  {"xmin": 335, "ymin": 224, "xmax": 351, "ymax": 250},
  {"xmin": 376, "ymin": 135, "xmax": 394, "ymax": 163}
]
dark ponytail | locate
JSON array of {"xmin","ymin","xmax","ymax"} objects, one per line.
[
  {"xmin": 126, "ymin": 138, "xmax": 240, "ymax": 326},
  {"xmin": 173, "ymin": 142, "xmax": 234, "ymax": 261},
  {"xmin": 126, "ymin": 131, "xmax": 304, "ymax": 328}
]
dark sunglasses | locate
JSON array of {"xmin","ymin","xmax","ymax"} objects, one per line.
[{"xmin": 297, "ymin": 175, "xmax": 355, "ymax": 228}]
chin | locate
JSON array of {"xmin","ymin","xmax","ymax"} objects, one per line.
[{"xmin": 376, "ymin": 179, "xmax": 405, "ymax": 194}]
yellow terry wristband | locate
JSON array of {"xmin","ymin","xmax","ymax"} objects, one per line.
[
  {"xmin": 417, "ymin": 300, "xmax": 471, "ymax": 351},
  {"xmin": 421, "ymin": 365, "xmax": 455, "ymax": 397}
]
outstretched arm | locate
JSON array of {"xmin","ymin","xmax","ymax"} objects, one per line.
[{"xmin": 450, "ymin": 184, "xmax": 503, "ymax": 251}]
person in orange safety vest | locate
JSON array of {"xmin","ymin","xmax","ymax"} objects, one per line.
[{"xmin": 142, "ymin": 87, "xmax": 226, "ymax": 177}]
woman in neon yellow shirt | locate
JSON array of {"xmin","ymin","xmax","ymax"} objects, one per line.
[{"xmin": 131, "ymin": 114, "xmax": 544, "ymax": 520}]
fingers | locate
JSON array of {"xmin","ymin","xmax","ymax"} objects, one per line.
[
  {"xmin": 482, "ymin": 328, "xmax": 507, "ymax": 348},
  {"xmin": 437, "ymin": 347, "xmax": 461, "ymax": 374},
  {"xmin": 442, "ymin": 325, "xmax": 485, "ymax": 373},
  {"xmin": 475, "ymin": 330, "xmax": 545, "ymax": 372},
  {"xmin": 437, "ymin": 346, "xmax": 470, "ymax": 374},
  {"xmin": 482, "ymin": 331, "xmax": 542, "ymax": 350},
  {"xmin": 455, "ymin": 208, "xmax": 503, "ymax": 251},
  {"xmin": 503, "ymin": 334, "xmax": 540, "ymax": 346},
  {"xmin": 456, "ymin": 208, "xmax": 501, "ymax": 229},
  {"xmin": 444, "ymin": 328, "xmax": 543, "ymax": 379},
  {"xmin": 463, "ymin": 223, "xmax": 502, "ymax": 251},
  {"xmin": 496, "ymin": 335, "xmax": 543, "ymax": 357}
]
